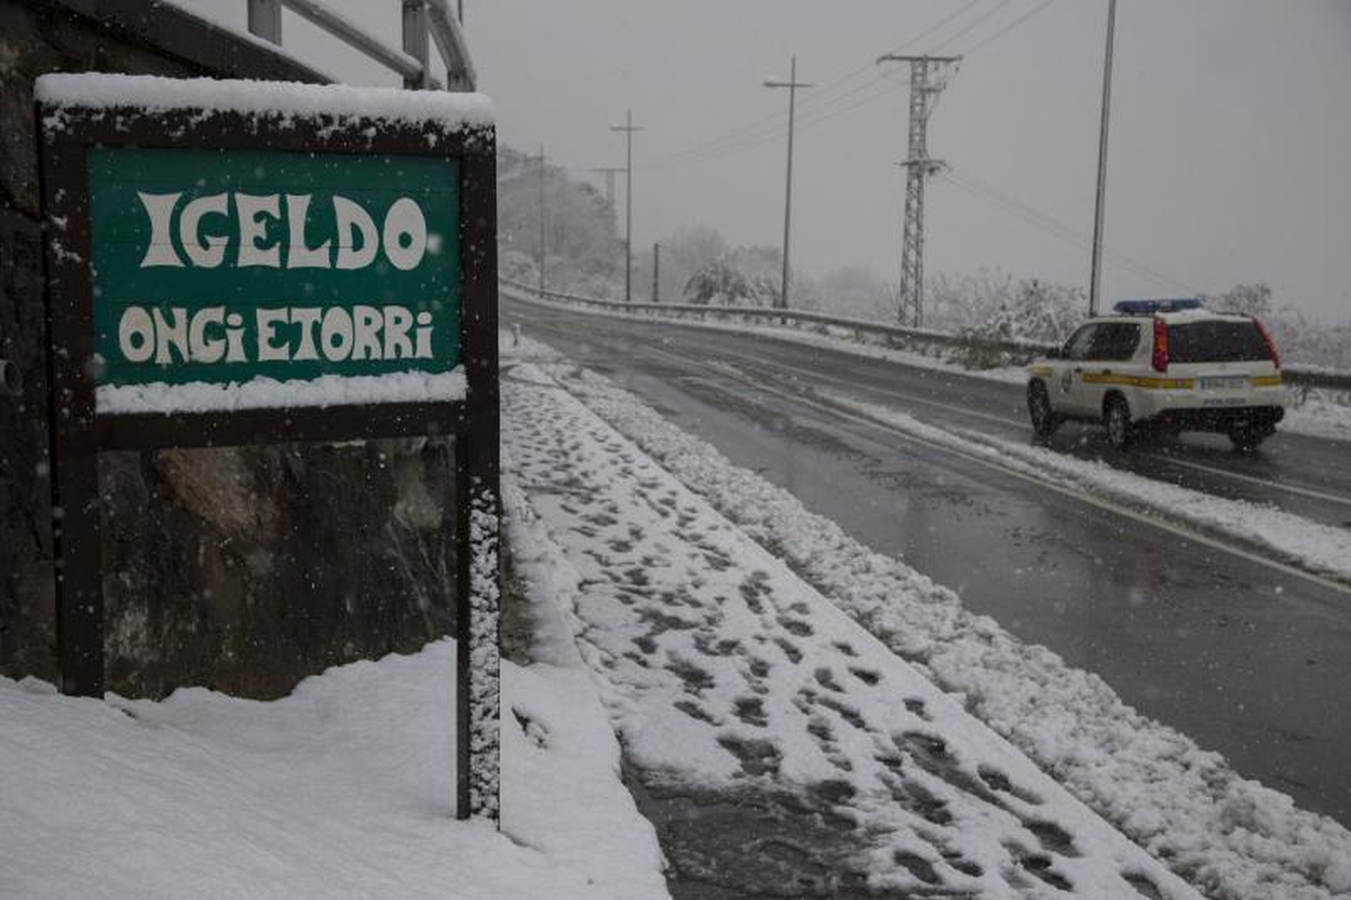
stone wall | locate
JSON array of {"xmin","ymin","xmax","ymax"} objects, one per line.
[{"xmin": 1, "ymin": 0, "xmax": 459, "ymax": 698}]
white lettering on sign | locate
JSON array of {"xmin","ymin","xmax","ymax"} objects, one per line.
[
  {"xmin": 135, "ymin": 193, "xmax": 430, "ymax": 271},
  {"xmin": 114, "ymin": 305, "xmax": 436, "ymax": 365}
]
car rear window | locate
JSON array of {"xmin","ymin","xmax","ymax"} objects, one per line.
[{"xmin": 1166, "ymin": 320, "xmax": 1271, "ymax": 363}]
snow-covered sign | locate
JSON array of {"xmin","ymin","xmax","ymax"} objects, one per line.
[{"xmin": 35, "ymin": 74, "xmax": 502, "ymax": 821}]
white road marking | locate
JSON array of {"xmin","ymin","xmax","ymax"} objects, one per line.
[{"xmin": 1144, "ymin": 454, "xmax": 1351, "ymax": 509}]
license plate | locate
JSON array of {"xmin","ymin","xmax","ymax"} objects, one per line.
[{"xmin": 1199, "ymin": 376, "xmax": 1246, "ymax": 390}]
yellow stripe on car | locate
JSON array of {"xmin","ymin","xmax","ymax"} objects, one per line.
[
  {"xmin": 1081, "ymin": 373, "xmax": 1196, "ymax": 389},
  {"xmin": 1252, "ymin": 375, "xmax": 1282, "ymax": 387}
]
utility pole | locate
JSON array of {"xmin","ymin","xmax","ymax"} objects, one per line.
[
  {"xmin": 652, "ymin": 242, "xmax": 661, "ymax": 302},
  {"xmin": 764, "ymin": 56, "xmax": 812, "ymax": 310},
  {"xmin": 878, "ymin": 53, "xmax": 960, "ymax": 327},
  {"xmin": 610, "ymin": 110, "xmax": 643, "ymax": 302},
  {"xmin": 1089, "ymin": 0, "xmax": 1118, "ymax": 316},
  {"xmin": 589, "ymin": 166, "xmax": 624, "ymax": 211},
  {"xmin": 535, "ymin": 144, "xmax": 546, "ymax": 293}
]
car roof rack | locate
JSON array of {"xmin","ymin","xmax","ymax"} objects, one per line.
[{"xmin": 1111, "ymin": 298, "xmax": 1205, "ymax": 315}]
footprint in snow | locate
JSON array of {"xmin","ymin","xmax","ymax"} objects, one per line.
[
  {"xmin": 733, "ymin": 696, "xmax": 768, "ymax": 727},
  {"xmin": 814, "ymin": 667, "xmax": 844, "ymax": 693},
  {"xmin": 511, "ymin": 706, "xmax": 549, "ymax": 749},
  {"xmin": 773, "ymin": 637, "xmax": 802, "ymax": 664},
  {"xmin": 778, "ymin": 617, "xmax": 814, "ymax": 638},
  {"xmin": 1004, "ymin": 842, "xmax": 1073, "ymax": 892},
  {"xmin": 717, "ymin": 734, "xmax": 782, "ymax": 777},
  {"xmin": 849, "ymin": 667, "xmax": 882, "ymax": 687}
]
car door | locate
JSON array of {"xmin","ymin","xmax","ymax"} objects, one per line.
[
  {"xmin": 1075, "ymin": 322, "xmax": 1143, "ymax": 416},
  {"xmin": 1055, "ymin": 323, "xmax": 1099, "ymax": 415}
]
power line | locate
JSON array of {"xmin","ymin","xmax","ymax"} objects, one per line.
[
  {"xmin": 930, "ymin": 0, "xmax": 1017, "ymax": 52},
  {"xmin": 941, "ymin": 167, "xmax": 1200, "ymax": 294},
  {"xmin": 654, "ymin": 0, "xmax": 1061, "ymax": 173},
  {"xmin": 649, "ymin": 0, "xmax": 987, "ymax": 168},
  {"xmin": 960, "ymin": 0, "xmax": 1059, "ymax": 56},
  {"xmin": 946, "ymin": 167, "xmax": 1188, "ymax": 291},
  {"xmin": 652, "ymin": 71, "xmax": 923, "ymax": 173}
]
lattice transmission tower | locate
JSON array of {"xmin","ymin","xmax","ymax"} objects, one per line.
[{"xmin": 878, "ymin": 54, "xmax": 960, "ymax": 327}]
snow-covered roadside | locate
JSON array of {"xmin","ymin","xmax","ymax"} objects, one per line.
[
  {"xmin": 513, "ymin": 340, "xmax": 1351, "ymax": 900},
  {"xmin": 0, "ymin": 643, "xmax": 666, "ymax": 898},
  {"xmin": 1282, "ymin": 390, "xmax": 1351, "ymax": 443},
  {"xmin": 501, "ymin": 286, "xmax": 1351, "ymax": 442},
  {"xmin": 815, "ymin": 390, "xmax": 1351, "ymax": 587},
  {"xmin": 501, "ymin": 361, "xmax": 1203, "ymax": 899}
]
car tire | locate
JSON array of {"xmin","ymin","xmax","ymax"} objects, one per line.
[
  {"xmin": 1027, "ymin": 381, "xmax": 1060, "ymax": 440},
  {"xmin": 1229, "ymin": 425, "xmax": 1267, "ymax": 453},
  {"xmin": 1104, "ymin": 395, "xmax": 1134, "ymax": 449}
]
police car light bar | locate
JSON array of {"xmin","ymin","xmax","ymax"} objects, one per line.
[{"xmin": 1112, "ymin": 298, "xmax": 1205, "ymax": 315}]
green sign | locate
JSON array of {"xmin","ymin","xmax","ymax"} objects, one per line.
[{"xmin": 88, "ymin": 147, "xmax": 460, "ymax": 386}]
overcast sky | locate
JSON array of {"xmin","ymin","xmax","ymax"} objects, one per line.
[{"xmin": 185, "ymin": 0, "xmax": 1351, "ymax": 321}]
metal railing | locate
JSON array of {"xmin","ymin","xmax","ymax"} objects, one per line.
[
  {"xmin": 501, "ymin": 280, "xmax": 1351, "ymax": 395},
  {"xmin": 246, "ymin": 0, "xmax": 475, "ymax": 91}
]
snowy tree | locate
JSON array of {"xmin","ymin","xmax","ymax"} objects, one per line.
[
  {"xmin": 496, "ymin": 145, "xmax": 621, "ymax": 293},
  {"xmin": 1206, "ymin": 283, "xmax": 1272, "ymax": 317},
  {"xmin": 683, "ymin": 258, "xmax": 769, "ymax": 306}
]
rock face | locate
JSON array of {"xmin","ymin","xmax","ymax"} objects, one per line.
[{"xmin": 0, "ymin": 0, "xmax": 457, "ymax": 698}]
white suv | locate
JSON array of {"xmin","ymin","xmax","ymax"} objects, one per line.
[{"xmin": 1026, "ymin": 299, "xmax": 1285, "ymax": 450}]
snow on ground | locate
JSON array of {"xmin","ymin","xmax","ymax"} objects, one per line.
[
  {"xmin": 504, "ymin": 334, "xmax": 1351, "ymax": 900},
  {"xmin": 815, "ymin": 390, "xmax": 1351, "ymax": 587},
  {"xmin": 501, "ymin": 361, "xmax": 1203, "ymax": 899},
  {"xmin": 500, "ymin": 286, "xmax": 1351, "ymax": 442},
  {"xmin": 1282, "ymin": 390, "xmax": 1351, "ymax": 443},
  {"xmin": 0, "ymin": 642, "xmax": 666, "ymax": 899}
]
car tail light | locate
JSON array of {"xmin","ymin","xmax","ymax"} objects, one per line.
[
  {"xmin": 1253, "ymin": 316, "xmax": 1281, "ymax": 368},
  {"xmin": 1152, "ymin": 317, "xmax": 1168, "ymax": 372}
]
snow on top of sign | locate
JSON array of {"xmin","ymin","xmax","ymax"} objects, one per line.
[
  {"xmin": 34, "ymin": 73, "xmax": 493, "ymax": 129},
  {"xmin": 96, "ymin": 369, "xmax": 467, "ymax": 415}
]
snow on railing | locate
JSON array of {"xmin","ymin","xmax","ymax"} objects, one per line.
[
  {"xmin": 502, "ymin": 279, "xmax": 1351, "ymax": 393},
  {"xmin": 246, "ymin": 0, "xmax": 474, "ymax": 91}
]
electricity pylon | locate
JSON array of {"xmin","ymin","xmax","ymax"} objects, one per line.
[{"xmin": 878, "ymin": 54, "xmax": 960, "ymax": 327}]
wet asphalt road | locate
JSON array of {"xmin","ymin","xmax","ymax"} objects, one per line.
[{"xmin": 504, "ymin": 294, "xmax": 1351, "ymax": 828}]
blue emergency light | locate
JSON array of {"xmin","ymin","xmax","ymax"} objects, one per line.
[{"xmin": 1112, "ymin": 298, "xmax": 1205, "ymax": 315}]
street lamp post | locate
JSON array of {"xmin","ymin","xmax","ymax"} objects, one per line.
[
  {"xmin": 764, "ymin": 56, "xmax": 812, "ymax": 310},
  {"xmin": 1089, "ymin": 0, "xmax": 1118, "ymax": 315},
  {"xmin": 610, "ymin": 110, "xmax": 643, "ymax": 302}
]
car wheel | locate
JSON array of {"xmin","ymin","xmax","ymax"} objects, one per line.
[
  {"xmin": 1104, "ymin": 395, "xmax": 1134, "ymax": 449},
  {"xmin": 1027, "ymin": 381, "xmax": 1060, "ymax": 439},
  {"xmin": 1229, "ymin": 425, "xmax": 1267, "ymax": 452}
]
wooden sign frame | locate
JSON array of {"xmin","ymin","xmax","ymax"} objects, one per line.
[{"xmin": 37, "ymin": 84, "xmax": 500, "ymax": 820}]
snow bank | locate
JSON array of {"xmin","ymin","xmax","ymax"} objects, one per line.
[
  {"xmin": 519, "ymin": 345, "xmax": 1351, "ymax": 900},
  {"xmin": 96, "ymin": 369, "xmax": 467, "ymax": 414},
  {"xmin": 35, "ymin": 73, "xmax": 493, "ymax": 129},
  {"xmin": 0, "ymin": 642, "xmax": 665, "ymax": 898}
]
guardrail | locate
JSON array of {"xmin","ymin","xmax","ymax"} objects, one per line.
[
  {"xmin": 502, "ymin": 279, "xmax": 1351, "ymax": 395},
  {"xmin": 246, "ymin": 0, "xmax": 474, "ymax": 90}
]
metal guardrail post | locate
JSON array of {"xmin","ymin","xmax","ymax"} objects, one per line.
[
  {"xmin": 248, "ymin": 0, "xmax": 282, "ymax": 42},
  {"xmin": 402, "ymin": 0, "xmax": 432, "ymax": 89}
]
